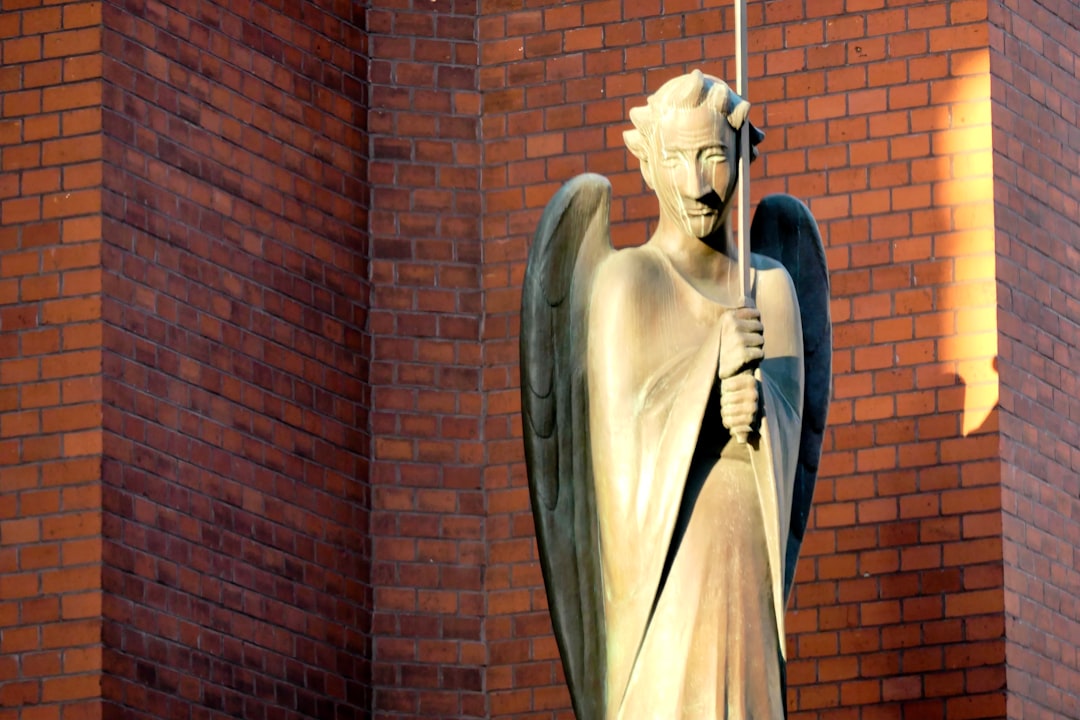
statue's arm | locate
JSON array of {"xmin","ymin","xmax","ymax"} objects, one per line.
[
  {"xmin": 756, "ymin": 261, "xmax": 805, "ymax": 421},
  {"xmin": 756, "ymin": 262, "xmax": 807, "ymax": 608},
  {"xmin": 586, "ymin": 256, "xmax": 646, "ymax": 535},
  {"xmin": 588, "ymin": 251, "xmax": 717, "ymax": 710}
]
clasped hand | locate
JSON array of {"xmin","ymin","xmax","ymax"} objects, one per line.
[{"xmin": 718, "ymin": 307, "xmax": 764, "ymax": 439}]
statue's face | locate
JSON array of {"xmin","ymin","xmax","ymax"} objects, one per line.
[{"xmin": 651, "ymin": 105, "xmax": 737, "ymax": 240}]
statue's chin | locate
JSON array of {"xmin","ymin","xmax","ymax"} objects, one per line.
[{"xmin": 684, "ymin": 215, "xmax": 723, "ymax": 241}]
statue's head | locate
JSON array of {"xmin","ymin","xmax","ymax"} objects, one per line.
[{"xmin": 624, "ymin": 70, "xmax": 763, "ymax": 241}]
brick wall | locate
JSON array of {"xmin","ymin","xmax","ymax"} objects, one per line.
[
  {"xmin": 479, "ymin": 1, "xmax": 1006, "ymax": 718},
  {"xmin": 989, "ymin": 0, "xmax": 1080, "ymax": 717},
  {"xmin": 0, "ymin": 2, "xmax": 104, "ymax": 718},
  {"xmin": 366, "ymin": 2, "xmax": 486, "ymax": 718},
  {"xmin": 761, "ymin": 3, "xmax": 1005, "ymax": 717},
  {"xmin": 96, "ymin": 1, "xmax": 371, "ymax": 718},
  {"xmin": 4, "ymin": 1, "xmax": 1078, "ymax": 719}
]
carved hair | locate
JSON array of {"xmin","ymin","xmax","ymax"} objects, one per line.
[{"xmin": 624, "ymin": 69, "xmax": 763, "ymax": 162}]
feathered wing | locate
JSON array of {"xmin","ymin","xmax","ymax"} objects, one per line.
[
  {"xmin": 750, "ymin": 194, "xmax": 833, "ymax": 602},
  {"xmin": 520, "ymin": 173, "xmax": 614, "ymax": 720}
]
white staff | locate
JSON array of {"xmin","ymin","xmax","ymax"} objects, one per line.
[{"xmin": 734, "ymin": 0, "xmax": 751, "ymax": 304}]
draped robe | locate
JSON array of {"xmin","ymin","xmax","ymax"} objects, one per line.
[{"xmin": 587, "ymin": 242, "xmax": 805, "ymax": 719}]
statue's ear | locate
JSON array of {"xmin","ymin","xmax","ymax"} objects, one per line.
[
  {"xmin": 725, "ymin": 98, "xmax": 765, "ymax": 162},
  {"xmin": 623, "ymin": 127, "xmax": 653, "ymax": 189},
  {"xmin": 726, "ymin": 98, "xmax": 751, "ymax": 131}
]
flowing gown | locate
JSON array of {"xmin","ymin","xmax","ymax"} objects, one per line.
[
  {"xmin": 618, "ymin": 410, "xmax": 784, "ymax": 719},
  {"xmin": 587, "ymin": 244, "xmax": 803, "ymax": 720}
]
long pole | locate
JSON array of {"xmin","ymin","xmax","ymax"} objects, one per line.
[
  {"xmin": 732, "ymin": 0, "xmax": 753, "ymax": 446},
  {"xmin": 734, "ymin": 0, "xmax": 751, "ymax": 304}
]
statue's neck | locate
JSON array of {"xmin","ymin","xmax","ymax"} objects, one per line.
[
  {"xmin": 652, "ymin": 217, "xmax": 745, "ymax": 306},
  {"xmin": 653, "ymin": 216, "xmax": 737, "ymax": 277}
]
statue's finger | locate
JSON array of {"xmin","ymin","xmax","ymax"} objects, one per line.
[
  {"xmin": 722, "ymin": 405, "xmax": 756, "ymax": 423},
  {"xmin": 722, "ymin": 373, "xmax": 754, "ymax": 389},
  {"xmin": 721, "ymin": 377, "xmax": 756, "ymax": 395},
  {"xmin": 722, "ymin": 411, "xmax": 750, "ymax": 429},
  {"xmin": 720, "ymin": 396, "xmax": 752, "ymax": 411},
  {"xmin": 720, "ymin": 402, "xmax": 741, "ymax": 417},
  {"xmin": 736, "ymin": 319, "xmax": 764, "ymax": 334},
  {"xmin": 723, "ymin": 384, "xmax": 754, "ymax": 398},
  {"xmin": 733, "ymin": 307, "xmax": 760, "ymax": 321},
  {"xmin": 739, "ymin": 331, "xmax": 764, "ymax": 347}
]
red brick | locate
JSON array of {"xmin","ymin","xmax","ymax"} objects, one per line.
[
  {"xmin": 4, "ymin": 36, "xmax": 42, "ymax": 64},
  {"xmin": 3, "ymin": 3, "xmax": 1070, "ymax": 720},
  {"xmin": 42, "ymin": 80, "xmax": 100, "ymax": 112},
  {"xmin": 64, "ymin": 4, "xmax": 102, "ymax": 30},
  {"xmin": 42, "ymin": 137, "xmax": 100, "ymax": 166},
  {"xmin": 42, "ymin": 29, "xmax": 99, "ymax": 59},
  {"xmin": 23, "ymin": 59, "xmax": 62, "ymax": 88},
  {"xmin": 21, "ymin": 8, "xmax": 62, "ymax": 35}
]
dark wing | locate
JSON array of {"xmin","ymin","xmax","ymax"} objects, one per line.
[
  {"xmin": 520, "ymin": 173, "xmax": 614, "ymax": 720},
  {"xmin": 750, "ymin": 194, "xmax": 832, "ymax": 602}
]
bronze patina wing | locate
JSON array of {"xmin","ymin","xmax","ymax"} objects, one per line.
[
  {"xmin": 750, "ymin": 194, "xmax": 832, "ymax": 601},
  {"xmin": 520, "ymin": 173, "xmax": 613, "ymax": 720}
]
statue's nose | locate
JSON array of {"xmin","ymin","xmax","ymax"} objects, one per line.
[{"xmin": 681, "ymin": 162, "xmax": 712, "ymax": 199}]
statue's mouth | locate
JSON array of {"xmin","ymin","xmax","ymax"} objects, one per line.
[{"xmin": 683, "ymin": 191, "xmax": 725, "ymax": 216}]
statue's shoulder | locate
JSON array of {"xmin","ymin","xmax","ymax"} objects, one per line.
[
  {"xmin": 594, "ymin": 244, "xmax": 669, "ymax": 298},
  {"xmin": 750, "ymin": 252, "xmax": 785, "ymax": 274},
  {"xmin": 751, "ymin": 252, "xmax": 796, "ymax": 298}
]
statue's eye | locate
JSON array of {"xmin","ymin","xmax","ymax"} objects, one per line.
[
  {"xmin": 703, "ymin": 151, "xmax": 726, "ymax": 163},
  {"xmin": 660, "ymin": 154, "xmax": 681, "ymax": 168}
]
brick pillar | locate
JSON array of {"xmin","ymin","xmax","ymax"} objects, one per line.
[
  {"xmin": 990, "ymin": 0, "xmax": 1080, "ymax": 716},
  {"xmin": 366, "ymin": 2, "xmax": 486, "ymax": 718},
  {"xmin": 97, "ymin": 2, "xmax": 371, "ymax": 717},
  {"xmin": 2, "ymin": 1, "xmax": 373, "ymax": 718},
  {"xmin": 762, "ymin": 4, "xmax": 1005, "ymax": 717},
  {"xmin": 0, "ymin": 2, "xmax": 105, "ymax": 717}
]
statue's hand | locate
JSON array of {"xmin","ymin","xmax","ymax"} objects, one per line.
[
  {"xmin": 720, "ymin": 373, "xmax": 760, "ymax": 438},
  {"xmin": 719, "ymin": 307, "xmax": 763, "ymax": 443},
  {"xmin": 717, "ymin": 307, "xmax": 764, "ymax": 380}
]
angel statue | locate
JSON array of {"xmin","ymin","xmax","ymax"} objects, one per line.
[{"xmin": 520, "ymin": 69, "xmax": 832, "ymax": 719}]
